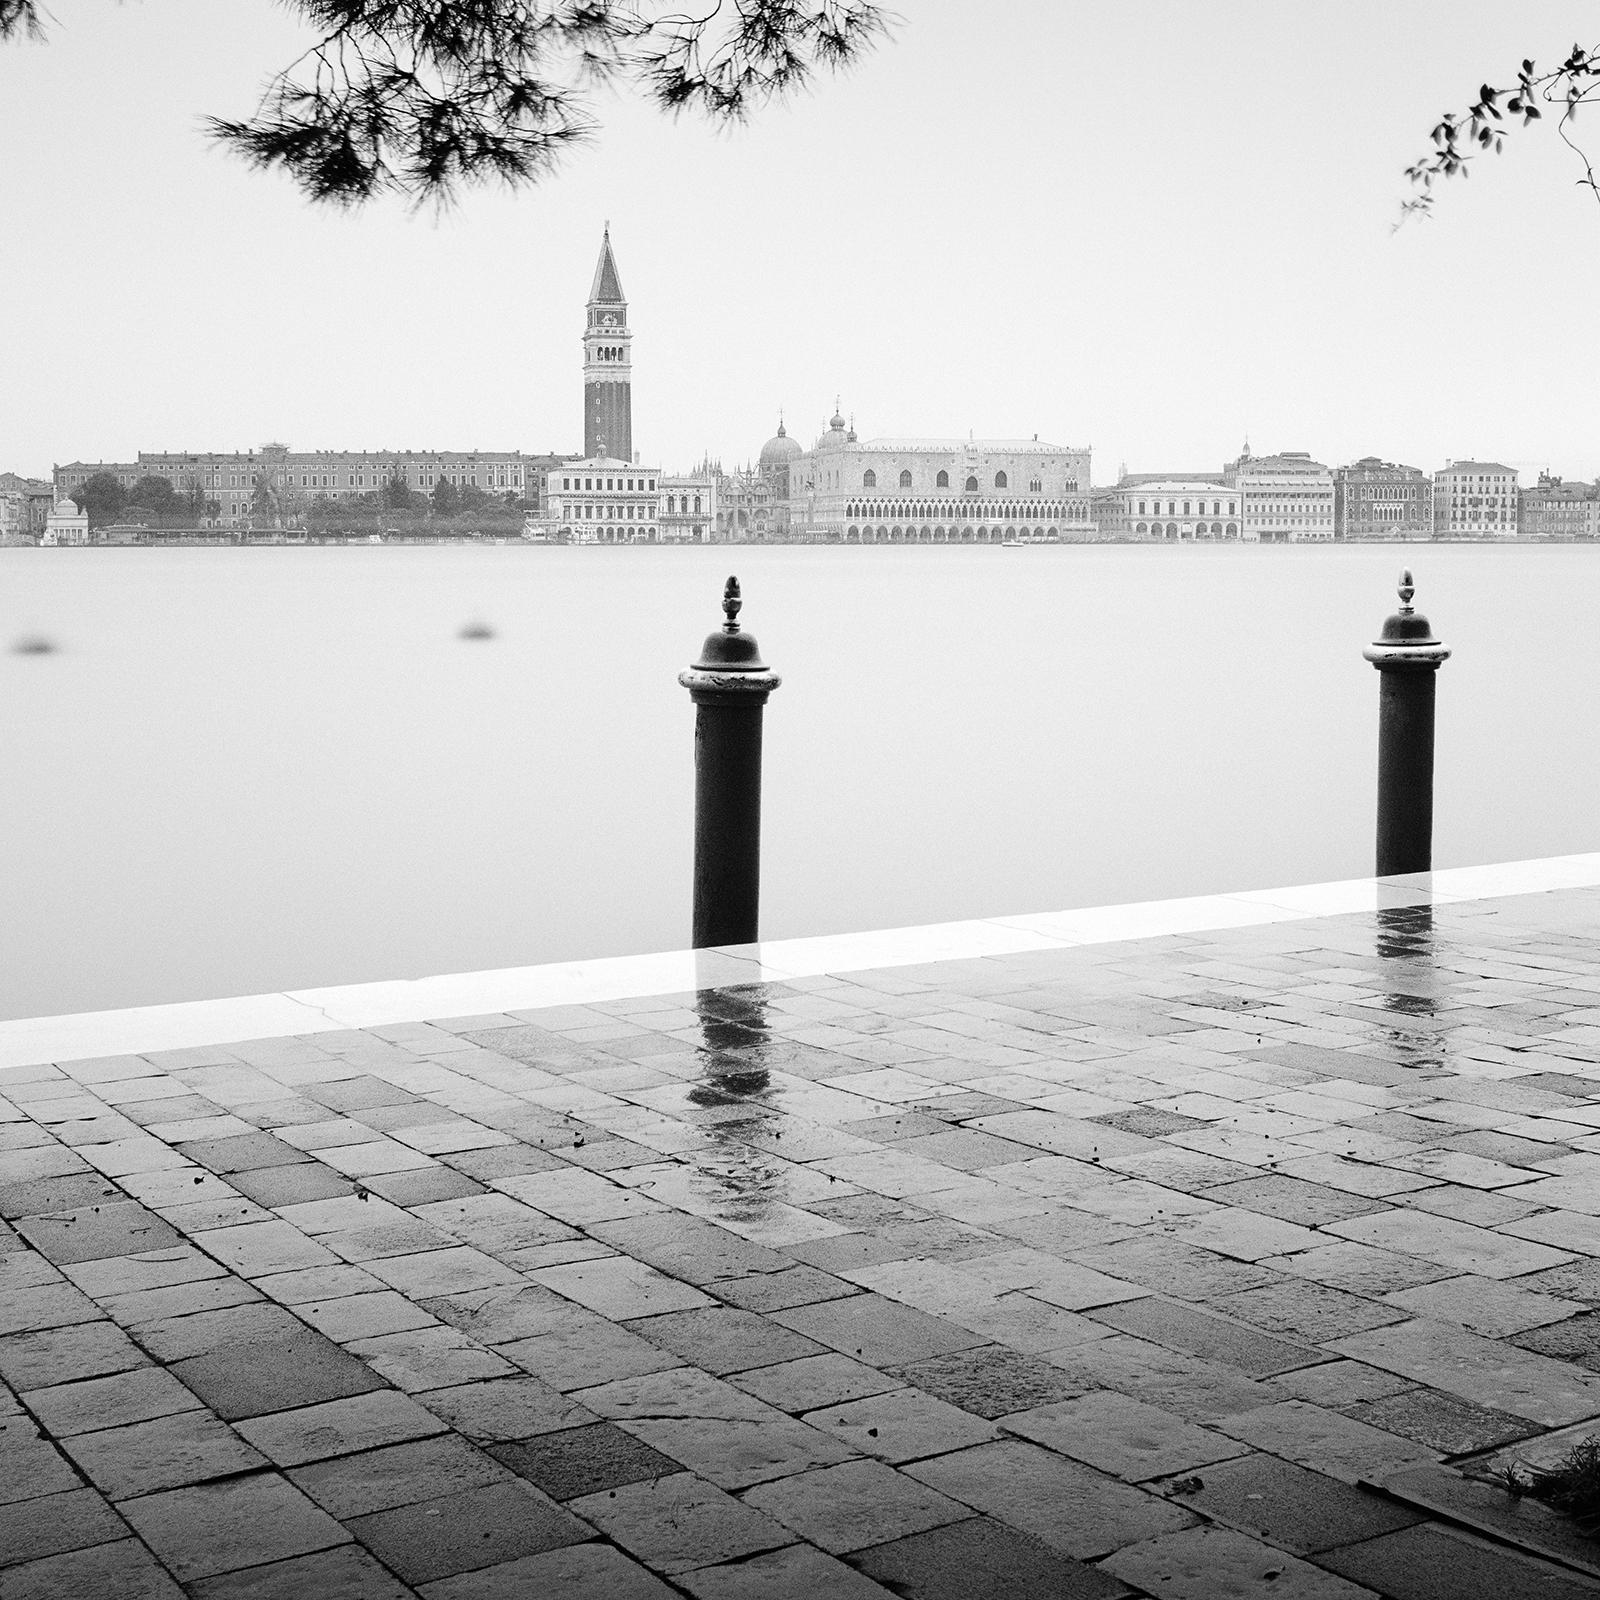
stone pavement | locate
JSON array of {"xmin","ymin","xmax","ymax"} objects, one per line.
[{"xmin": 8, "ymin": 887, "xmax": 1600, "ymax": 1597}]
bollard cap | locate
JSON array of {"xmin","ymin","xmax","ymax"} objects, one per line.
[
  {"xmin": 680, "ymin": 576, "xmax": 782, "ymax": 701},
  {"xmin": 692, "ymin": 576, "xmax": 768, "ymax": 671},
  {"xmin": 1364, "ymin": 569, "xmax": 1450, "ymax": 669}
]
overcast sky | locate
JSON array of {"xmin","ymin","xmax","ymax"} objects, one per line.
[{"xmin": 3, "ymin": 0, "xmax": 1597, "ymax": 483}]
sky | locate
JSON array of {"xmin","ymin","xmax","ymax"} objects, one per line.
[{"xmin": 3, "ymin": 0, "xmax": 1598, "ymax": 484}]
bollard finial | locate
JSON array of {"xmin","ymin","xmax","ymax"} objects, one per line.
[
  {"xmin": 722, "ymin": 576, "xmax": 743, "ymax": 633},
  {"xmin": 1397, "ymin": 569, "xmax": 1415, "ymax": 614}
]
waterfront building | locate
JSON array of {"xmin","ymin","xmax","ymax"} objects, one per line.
[
  {"xmin": 1433, "ymin": 460, "xmax": 1518, "ymax": 538},
  {"xmin": 1117, "ymin": 478, "xmax": 1241, "ymax": 540},
  {"xmin": 1333, "ymin": 458, "xmax": 1432, "ymax": 540},
  {"xmin": 545, "ymin": 458, "xmax": 662, "ymax": 543},
  {"xmin": 784, "ymin": 409, "xmax": 1093, "ymax": 543},
  {"xmin": 1224, "ymin": 449, "xmax": 1335, "ymax": 542},
  {"xmin": 55, "ymin": 445, "xmax": 545, "ymax": 531},
  {"xmin": 0, "ymin": 473, "xmax": 53, "ymax": 543},
  {"xmin": 41, "ymin": 497, "xmax": 89, "ymax": 546},
  {"xmin": 1088, "ymin": 485, "xmax": 1126, "ymax": 538},
  {"xmin": 1520, "ymin": 472, "xmax": 1598, "ymax": 540},
  {"xmin": 583, "ymin": 228, "xmax": 632, "ymax": 464},
  {"xmin": 659, "ymin": 474, "xmax": 717, "ymax": 542}
]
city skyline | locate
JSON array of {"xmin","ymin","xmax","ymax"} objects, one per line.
[{"xmin": 3, "ymin": 1, "xmax": 1598, "ymax": 486}]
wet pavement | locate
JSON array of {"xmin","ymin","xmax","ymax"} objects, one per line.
[{"xmin": 7, "ymin": 888, "xmax": 1600, "ymax": 1595}]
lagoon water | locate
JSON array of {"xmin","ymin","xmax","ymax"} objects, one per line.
[{"xmin": 3, "ymin": 542, "xmax": 1597, "ymax": 1023}]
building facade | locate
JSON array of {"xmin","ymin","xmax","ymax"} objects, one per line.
[
  {"xmin": 1225, "ymin": 450, "xmax": 1335, "ymax": 542},
  {"xmin": 544, "ymin": 459, "xmax": 662, "ymax": 543},
  {"xmin": 659, "ymin": 475, "xmax": 717, "ymax": 542},
  {"xmin": 784, "ymin": 410, "xmax": 1093, "ymax": 543},
  {"xmin": 1333, "ymin": 458, "xmax": 1432, "ymax": 540},
  {"xmin": 583, "ymin": 229, "xmax": 632, "ymax": 464},
  {"xmin": 41, "ymin": 497, "xmax": 89, "ymax": 545},
  {"xmin": 1433, "ymin": 460, "xmax": 1518, "ymax": 538},
  {"xmin": 1519, "ymin": 473, "xmax": 1597, "ymax": 540},
  {"xmin": 1117, "ymin": 479, "xmax": 1241, "ymax": 540},
  {"xmin": 0, "ymin": 473, "xmax": 53, "ymax": 543},
  {"xmin": 55, "ymin": 445, "xmax": 540, "ymax": 530}
]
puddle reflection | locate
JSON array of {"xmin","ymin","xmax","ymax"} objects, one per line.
[
  {"xmin": 1372, "ymin": 905, "xmax": 1450, "ymax": 1070},
  {"xmin": 685, "ymin": 980, "xmax": 785, "ymax": 1223}
]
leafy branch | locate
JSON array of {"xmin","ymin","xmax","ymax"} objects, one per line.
[
  {"xmin": 1402, "ymin": 41, "xmax": 1600, "ymax": 223},
  {"xmin": 3, "ymin": 0, "xmax": 888, "ymax": 206}
]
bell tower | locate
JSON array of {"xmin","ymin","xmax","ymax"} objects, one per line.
[{"xmin": 583, "ymin": 226, "xmax": 632, "ymax": 462}]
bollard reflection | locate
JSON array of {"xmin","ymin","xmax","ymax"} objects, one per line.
[
  {"xmin": 684, "ymin": 979, "xmax": 783, "ymax": 1224},
  {"xmin": 1372, "ymin": 904, "xmax": 1448, "ymax": 1070}
]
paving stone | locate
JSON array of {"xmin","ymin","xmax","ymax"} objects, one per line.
[
  {"xmin": 1325, "ymin": 1210, "xmax": 1570, "ymax": 1279},
  {"xmin": 1384, "ymin": 1274, "xmax": 1583, "ymax": 1338},
  {"xmin": 1213, "ymin": 1279, "xmax": 1409, "ymax": 1343},
  {"xmin": 418, "ymin": 1376, "xmax": 595, "ymax": 1441},
  {"xmin": 489, "ymin": 1420, "xmax": 680, "ymax": 1499},
  {"xmin": 101, "ymin": 1274, "xmax": 264, "ymax": 1327},
  {"xmin": 185, "ymin": 1543, "xmax": 416, "ymax": 1599},
  {"xmin": 1343, "ymin": 1386, "xmax": 1542, "ymax": 1456},
  {"xmin": 170, "ymin": 1323, "xmax": 387, "ymax": 1419},
  {"xmin": 529, "ymin": 1256, "xmax": 713, "ymax": 1320},
  {"xmin": 1317, "ymin": 1520, "xmax": 1600, "ymax": 1600},
  {"xmin": 1044, "ymin": 1331, "xmax": 1278, "ymax": 1424},
  {"xmin": 586, "ymin": 1213, "xmax": 793, "ymax": 1284},
  {"xmin": 1004, "ymin": 1390, "xmax": 1241, "ymax": 1481},
  {"xmin": 1105, "ymin": 1524, "xmax": 1374, "ymax": 1600},
  {"xmin": 176, "ymin": 1132, "xmax": 312, "ymax": 1175},
  {"xmin": 348, "ymin": 1326, "xmax": 516, "ymax": 1392},
  {"xmin": 709, "ymin": 1264, "xmax": 857, "ymax": 1312},
  {"xmin": 1089, "ymin": 1297, "xmax": 1329, "ymax": 1378},
  {"xmin": 129, "ymin": 1301, "xmax": 299, "ymax": 1362},
  {"xmin": 771, "ymin": 1293, "xmax": 984, "ymax": 1367},
  {"xmin": 0, "ymin": 1171, "xmax": 122, "ymax": 1220},
  {"xmin": 803, "ymin": 1386, "xmax": 998, "ymax": 1465},
  {"xmin": 1369, "ymin": 1462, "xmax": 1600, "ymax": 1582},
  {"xmin": 742, "ymin": 1457, "xmax": 969, "ymax": 1554},
  {"xmin": 730, "ymin": 1353, "xmax": 902, "ymax": 1414},
  {"xmin": 678, "ymin": 1540, "xmax": 893, "ymax": 1599},
  {"xmin": 891, "ymin": 1345, "xmax": 1082, "ymax": 1419},
  {"xmin": 233, "ymin": 1389, "xmax": 449, "ymax": 1466},
  {"xmin": 623, "ymin": 1306, "xmax": 825, "ymax": 1375},
  {"xmin": 363, "ymin": 1246, "xmax": 520, "ymax": 1299},
  {"xmin": 195, "ymin": 1219, "xmax": 339, "ymax": 1277},
  {"xmin": 22, "ymin": 1365, "xmax": 202, "ymax": 1436},
  {"xmin": 567, "ymin": 1471, "xmax": 793, "ymax": 1574},
  {"xmin": 1269, "ymin": 1360, "xmax": 1415, "ymax": 1409},
  {"xmin": 1334, "ymin": 1318, "xmax": 1600, "ymax": 1425},
  {"xmin": 0, "ymin": 1427, "xmax": 84, "ymax": 1503},
  {"xmin": 63, "ymin": 1243, "xmax": 229, "ymax": 1298},
  {"xmin": 1511, "ymin": 1309, "xmax": 1600, "ymax": 1369},
  {"xmin": 1169, "ymin": 1207, "xmax": 1326, "ymax": 1262},
  {"xmin": 362, "ymin": 1167, "xmax": 486, "ymax": 1206},
  {"xmin": 60, "ymin": 1409, "xmax": 267, "ymax": 1499},
  {"xmin": 417, "ymin": 1280, "xmax": 590, "ymax": 1344},
  {"xmin": 0, "ymin": 1320, "xmax": 148, "ymax": 1391},
  {"xmin": 1170, "ymin": 1450, "xmax": 1423, "ymax": 1552},
  {"xmin": 1067, "ymin": 1236, "xmax": 1275, "ymax": 1299},
  {"xmin": 117, "ymin": 1472, "xmax": 347, "ymax": 1582},
  {"xmin": 499, "ymin": 1320, "xmax": 682, "ymax": 1391},
  {"xmin": 0, "ymin": 1490, "xmax": 131, "ymax": 1573},
  {"xmin": 289, "ymin": 1433, "xmax": 509, "ymax": 1518},
  {"xmin": 905, "ymin": 1439, "xmax": 1194, "ymax": 1560},
  {"xmin": 14, "ymin": 1202, "xmax": 180, "ymax": 1266},
  {"xmin": 419, "ymin": 1541, "xmax": 678, "ymax": 1599},
  {"xmin": 0, "ymin": 1537, "xmax": 185, "ymax": 1600},
  {"xmin": 1215, "ymin": 1400, "xmax": 1438, "ymax": 1485},
  {"xmin": 225, "ymin": 1162, "xmax": 356, "ymax": 1208},
  {"xmin": 850, "ymin": 1515, "xmax": 1134, "ymax": 1600},
  {"xmin": 296, "ymin": 1290, "xmax": 438, "ymax": 1341}
]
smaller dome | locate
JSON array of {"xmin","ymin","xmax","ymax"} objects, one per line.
[
  {"xmin": 758, "ymin": 420, "xmax": 802, "ymax": 471},
  {"xmin": 52, "ymin": 498, "xmax": 80, "ymax": 516},
  {"xmin": 830, "ymin": 407, "xmax": 846, "ymax": 431}
]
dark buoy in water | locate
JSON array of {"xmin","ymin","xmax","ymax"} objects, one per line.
[
  {"xmin": 458, "ymin": 620, "xmax": 494, "ymax": 641},
  {"xmin": 12, "ymin": 635, "xmax": 57, "ymax": 655}
]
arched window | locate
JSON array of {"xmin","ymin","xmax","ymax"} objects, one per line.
[
  {"xmin": 936, "ymin": 470, "xmax": 949, "ymax": 489},
  {"xmin": 964, "ymin": 476, "xmax": 979, "ymax": 492},
  {"xmin": 863, "ymin": 470, "xmax": 876, "ymax": 489},
  {"xmin": 994, "ymin": 471, "xmax": 1008, "ymax": 489},
  {"xmin": 899, "ymin": 469, "xmax": 912, "ymax": 489},
  {"xmin": 1135, "ymin": 522, "xmax": 1148, "ymax": 536}
]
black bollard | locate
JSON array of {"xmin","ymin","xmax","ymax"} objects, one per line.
[
  {"xmin": 1362, "ymin": 569, "xmax": 1450, "ymax": 877},
  {"xmin": 679, "ymin": 577, "xmax": 782, "ymax": 948}
]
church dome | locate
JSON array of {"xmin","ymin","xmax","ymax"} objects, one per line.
[
  {"xmin": 758, "ymin": 421, "xmax": 802, "ymax": 471},
  {"xmin": 814, "ymin": 407, "xmax": 850, "ymax": 453}
]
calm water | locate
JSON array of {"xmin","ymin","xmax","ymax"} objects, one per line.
[{"xmin": 3, "ymin": 543, "xmax": 1596, "ymax": 1022}]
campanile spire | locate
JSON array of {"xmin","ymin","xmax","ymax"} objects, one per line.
[{"xmin": 583, "ymin": 228, "xmax": 632, "ymax": 462}]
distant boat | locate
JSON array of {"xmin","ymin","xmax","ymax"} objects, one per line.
[{"xmin": 458, "ymin": 620, "xmax": 495, "ymax": 641}]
